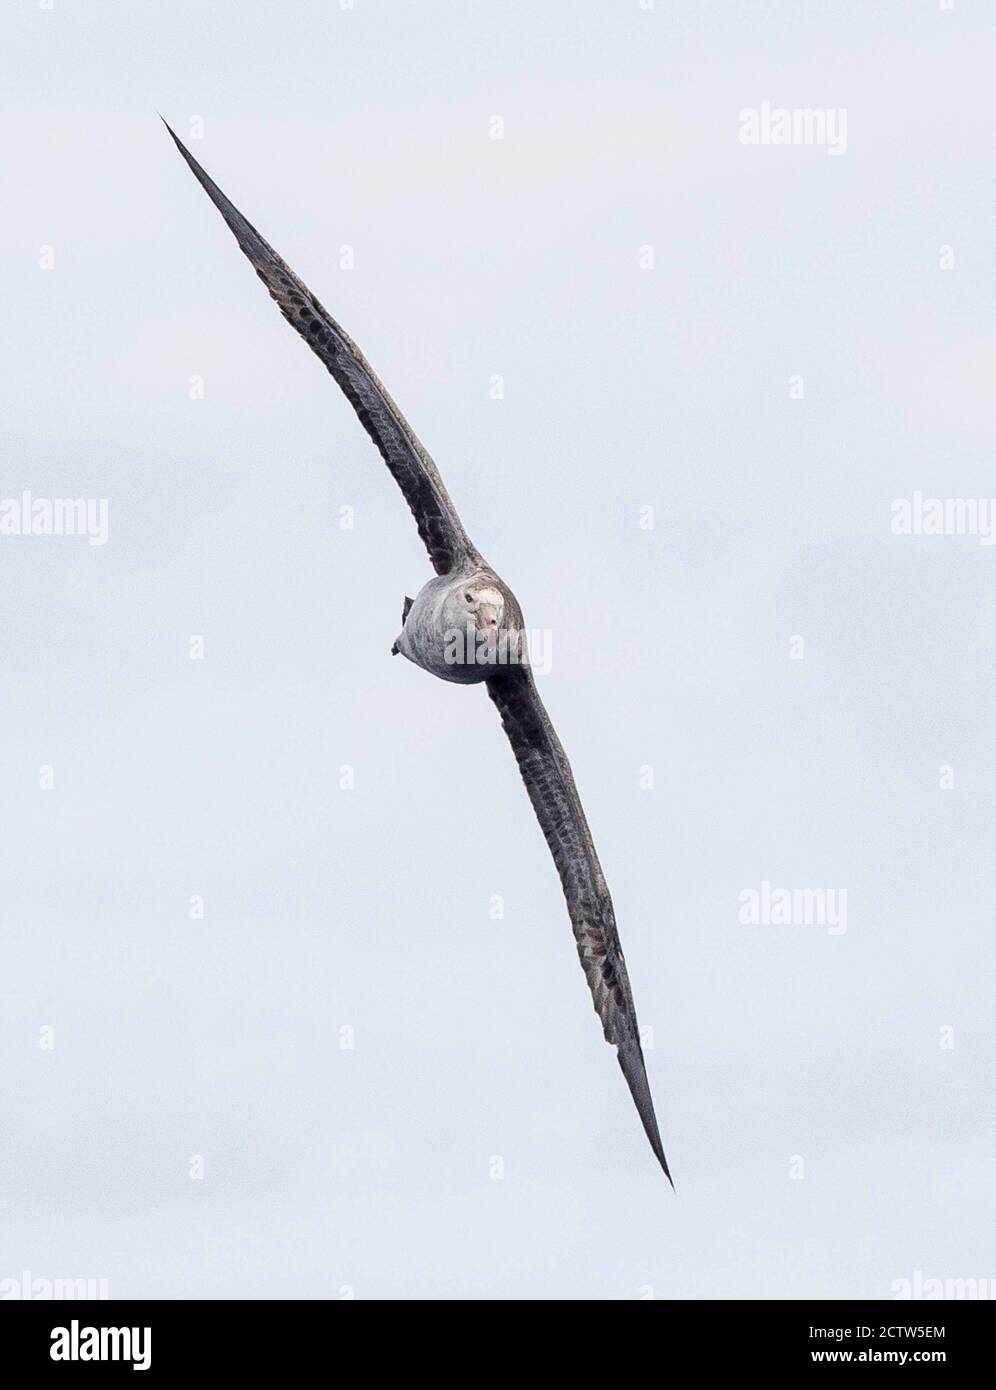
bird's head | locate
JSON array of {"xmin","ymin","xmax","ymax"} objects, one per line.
[{"xmin": 443, "ymin": 581, "xmax": 505, "ymax": 637}]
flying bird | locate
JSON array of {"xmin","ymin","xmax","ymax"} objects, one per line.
[{"xmin": 164, "ymin": 121, "xmax": 672, "ymax": 1183}]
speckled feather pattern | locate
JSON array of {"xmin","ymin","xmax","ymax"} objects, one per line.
[
  {"xmin": 487, "ymin": 666, "xmax": 670, "ymax": 1182},
  {"xmin": 163, "ymin": 121, "xmax": 476, "ymax": 578}
]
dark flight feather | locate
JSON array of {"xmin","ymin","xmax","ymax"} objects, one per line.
[
  {"xmin": 487, "ymin": 665, "xmax": 672, "ymax": 1184},
  {"xmin": 162, "ymin": 119, "xmax": 476, "ymax": 576}
]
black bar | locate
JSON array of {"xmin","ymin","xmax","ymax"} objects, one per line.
[{"xmin": 1, "ymin": 1298, "xmax": 989, "ymax": 1374}]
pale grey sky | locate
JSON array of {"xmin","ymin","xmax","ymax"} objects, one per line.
[{"xmin": 1, "ymin": 0, "xmax": 993, "ymax": 1299}]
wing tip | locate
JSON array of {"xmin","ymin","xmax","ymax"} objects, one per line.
[
  {"xmin": 159, "ymin": 113, "xmax": 204, "ymax": 180},
  {"xmin": 659, "ymin": 1149, "xmax": 676, "ymax": 1191},
  {"xmin": 617, "ymin": 1039, "xmax": 675, "ymax": 1189},
  {"xmin": 159, "ymin": 112, "xmax": 263, "ymax": 256},
  {"xmin": 648, "ymin": 1123, "xmax": 675, "ymax": 1189},
  {"xmin": 158, "ymin": 112, "xmax": 182, "ymax": 147}
]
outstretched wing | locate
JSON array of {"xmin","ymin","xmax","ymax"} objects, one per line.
[
  {"xmin": 486, "ymin": 665, "xmax": 672, "ymax": 1182},
  {"xmin": 163, "ymin": 120, "xmax": 478, "ymax": 576}
]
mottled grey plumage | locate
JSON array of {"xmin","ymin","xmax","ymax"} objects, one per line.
[{"xmin": 165, "ymin": 120, "xmax": 672, "ymax": 1183}]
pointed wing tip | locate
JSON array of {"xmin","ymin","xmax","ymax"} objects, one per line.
[
  {"xmin": 617, "ymin": 1038, "xmax": 674, "ymax": 1187},
  {"xmin": 159, "ymin": 115, "xmax": 200, "ymax": 174},
  {"xmin": 160, "ymin": 116, "xmax": 198, "ymax": 171},
  {"xmin": 158, "ymin": 115, "xmax": 255, "ymax": 248},
  {"xmin": 641, "ymin": 1123, "xmax": 676, "ymax": 1190},
  {"xmin": 649, "ymin": 1129, "xmax": 675, "ymax": 1189}
]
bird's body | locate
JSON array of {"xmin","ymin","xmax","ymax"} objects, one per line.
[
  {"xmin": 165, "ymin": 120, "xmax": 673, "ymax": 1183},
  {"xmin": 393, "ymin": 567, "xmax": 522, "ymax": 684}
]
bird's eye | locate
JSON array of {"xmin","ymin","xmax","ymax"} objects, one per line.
[{"xmin": 465, "ymin": 593, "xmax": 473, "ymax": 602}]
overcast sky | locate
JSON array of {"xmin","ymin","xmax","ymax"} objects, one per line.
[{"xmin": 1, "ymin": 0, "xmax": 993, "ymax": 1299}]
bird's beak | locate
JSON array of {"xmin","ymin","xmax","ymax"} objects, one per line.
[{"xmin": 475, "ymin": 604, "xmax": 500, "ymax": 632}]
